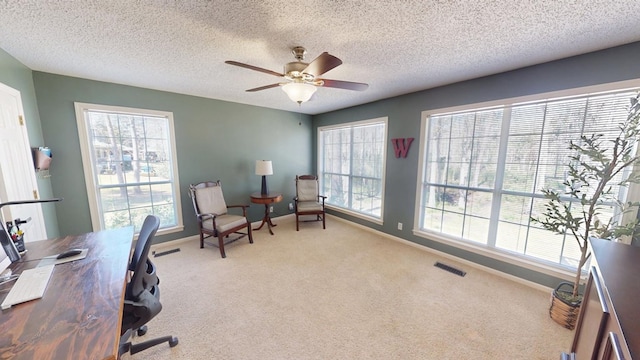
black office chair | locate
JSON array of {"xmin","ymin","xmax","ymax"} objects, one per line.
[{"xmin": 119, "ymin": 215, "xmax": 178, "ymax": 356}]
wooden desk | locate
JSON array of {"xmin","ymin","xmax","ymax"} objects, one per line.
[
  {"xmin": 250, "ymin": 192, "xmax": 283, "ymax": 235},
  {"xmin": 0, "ymin": 226, "xmax": 134, "ymax": 360}
]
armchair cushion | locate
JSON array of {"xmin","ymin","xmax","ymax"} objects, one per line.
[
  {"xmin": 194, "ymin": 186, "xmax": 227, "ymax": 215},
  {"xmin": 202, "ymin": 214, "xmax": 248, "ymax": 233},
  {"xmin": 296, "ymin": 201, "xmax": 323, "ymax": 212},
  {"xmin": 297, "ymin": 180, "xmax": 318, "ymax": 202}
]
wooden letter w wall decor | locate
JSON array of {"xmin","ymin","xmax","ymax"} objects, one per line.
[{"xmin": 391, "ymin": 138, "xmax": 414, "ymax": 158}]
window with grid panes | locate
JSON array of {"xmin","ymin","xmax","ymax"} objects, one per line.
[
  {"xmin": 75, "ymin": 103, "xmax": 182, "ymax": 234},
  {"xmin": 318, "ymin": 118, "xmax": 387, "ymax": 220},
  {"xmin": 418, "ymin": 89, "xmax": 639, "ymax": 269}
]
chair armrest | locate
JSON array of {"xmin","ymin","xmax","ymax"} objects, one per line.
[
  {"xmin": 318, "ymin": 195, "xmax": 326, "ymax": 205},
  {"xmin": 227, "ymin": 204, "xmax": 250, "ymax": 216},
  {"xmin": 196, "ymin": 213, "xmax": 220, "ymax": 229},
  {"xmin": 122, "ymin": 286, "xmax": 162, "ymax": 332},
  {"xmin": 227, "ymin": 204, "xmax": 249, "ymax": 209}
]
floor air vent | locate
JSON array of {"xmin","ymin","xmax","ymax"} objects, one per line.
[
  {"xmin": 152, "ymin": 248, "xmax": 180, "ymax": 257},
  {"xmin": 434, "ymin": 262, "xmax": 466, "ymax": 277}
]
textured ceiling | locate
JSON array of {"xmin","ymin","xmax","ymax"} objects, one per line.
[{"xmin": 1, "ymin": 1, "xmax": 640, "ymax": 115}]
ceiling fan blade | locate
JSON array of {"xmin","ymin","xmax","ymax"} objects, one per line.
[
  {"xmin": 303, "ymin": 52, "xmax": 342, "ymax": 77},
  {"xmin": 320, "ymin": 79, "xmax": 369, "ymax": 91},
  {"xmin": 246, "ymin": 83, "xmax": 281, "ymax": 92},
  {"xmin": 225, "ymin": 61, "xmax": 283, "ymax": 77}
]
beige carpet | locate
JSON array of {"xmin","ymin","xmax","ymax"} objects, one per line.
[{"xmin": 123, "ymin": 215, "xmax": 573, "ymax": 359}]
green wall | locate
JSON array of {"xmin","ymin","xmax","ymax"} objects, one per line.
[
  {"xmin": 31, "ymin": 73, "xmax": 312, "ymax": 242},
  {"xmin": 0, "ymin": 49, "xmax": 60, "ymax": 237},
  {"xmin": 312, "ymin": 41, "xmax": 640, "ymax": 288}
]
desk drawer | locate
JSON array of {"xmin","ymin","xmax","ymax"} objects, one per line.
[{"xmin": 598, "ymin": 324, "xmax": 631, "ymax": 360}]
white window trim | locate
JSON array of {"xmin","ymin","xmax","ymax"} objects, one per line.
[
  {"xmin": 325, "ymin": 204, "xmax": 384, "ymax": 225},
  {"xmin": 74, "ymin": 102, "xmax": 183, "ymax": 236},
  {"xmin": 413, "ymin": 79, "xmax": 640, "ymax": 278},
  {"xmin": 317, "ymin": 117, "xmax": 388, "ymax": 224}
]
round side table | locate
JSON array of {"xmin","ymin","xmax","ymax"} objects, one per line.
[{"xmin": 250, "ymin": 192, "xmax": 283, "ymax": 235}]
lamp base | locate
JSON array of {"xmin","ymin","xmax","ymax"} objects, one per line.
[{"xmin": 261, "ymin": 176, "xmax": 268, "ymax": 195}]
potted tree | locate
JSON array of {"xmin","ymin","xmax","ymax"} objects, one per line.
[{"xmin": 532, "ymin": 93, "xmax": 640, "ymax": 330}]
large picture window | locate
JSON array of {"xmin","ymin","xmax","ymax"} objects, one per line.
[
  {"xmin": 318, "ymin": 118, "xmax": 387, "ymax": 221},
  {"xmin": 75, "ymin": 103, "xmax": 182, "ymax": 234},
  {"xmin": 417, "ymin": 89, "xmax": 639, "ymax": 270}
]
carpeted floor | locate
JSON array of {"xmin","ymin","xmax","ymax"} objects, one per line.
[{"xmin": 122, "ymin": 215, "xmax": 573, "ymax": 359}]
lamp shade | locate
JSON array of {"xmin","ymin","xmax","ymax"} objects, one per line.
[
  {"xmin": 282, "ymin": 82, "xmax": 317, "ymax": 104},
  {"xmin": 255, "ymin": 160, "xmax": 273, "ymax": 176}
]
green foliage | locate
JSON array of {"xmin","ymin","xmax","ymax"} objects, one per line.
[{"xmin": 531, "ymin": 93, "xmax": 640, "ymax": 299}]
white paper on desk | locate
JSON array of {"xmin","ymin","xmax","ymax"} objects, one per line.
[{"xmin": 37, "ymin": 249, "xmax": 88, "ymax": 267}]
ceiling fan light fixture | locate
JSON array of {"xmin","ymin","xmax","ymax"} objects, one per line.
[
  {"xmin": 282, "ymin": 82, "xmax": 316, "ymax": 104},
  {"xmin": 226, "ymin": 46, "xmax": 368, "ymax": 101}
]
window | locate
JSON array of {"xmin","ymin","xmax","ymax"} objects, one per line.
[
  {"xmin": 318, "ymin": 118, "xmax": 387, "ymax": 222},
  {"xmin": 75, "ymin": 103, "xmax": 182, "ymax": 234},
  {"xmin": 417, "ymin": 89, "xmax": 639, "ymax": 270}
]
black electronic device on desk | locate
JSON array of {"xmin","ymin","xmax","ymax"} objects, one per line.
[
  {"xmin": 0, "ymin": 198, "xmax": 63, "ymax": 268},
  {"xmin": 0, "ymin": 226, "xmax": 19, "ymax": 264},
  {"xmin": 57, "ymin": 248, "xmax": 83, "ymax": 259},
  {"xmin": 37, "ymin": 248, "xmax": 89, "ymax": 267}
]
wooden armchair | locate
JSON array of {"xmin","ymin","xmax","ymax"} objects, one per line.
[
  {"xmin": 294, "ymin": 175, "xmax": 326, "ymax": 231},
  {"xmin": 189, "ymin": 181, "xmax": 253, "ymax": 258}
]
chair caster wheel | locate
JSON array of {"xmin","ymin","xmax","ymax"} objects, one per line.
[
  {"xmin": 169, "ymin": 337, "xmax": 179, "ymax": 347},
  {"xmin": 137, "ymin": 325, "xmax": 148, "ymax": 336}
]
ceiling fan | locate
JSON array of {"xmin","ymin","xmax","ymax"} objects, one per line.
[{"xmin": 225, "ymin": 46, "xmax": 368, "ymax": 104}]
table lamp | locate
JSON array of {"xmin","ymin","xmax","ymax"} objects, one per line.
[{"xmin": 255, "ymin": 160, "xmax": 273, "ymax": 195}]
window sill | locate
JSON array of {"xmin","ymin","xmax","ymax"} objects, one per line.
[
  {"xmin": 325, "ymin": 205, "xmax": 383, "ymax": 226},
  {"xmin": 135, "ymin": 224, "xmax": 184, "ymax": 239},
  {"xmin": 412, "ymin": 228, "xmax": 577, "ymax": 282}
]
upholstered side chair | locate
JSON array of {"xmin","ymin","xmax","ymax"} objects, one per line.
[
  {"xmin": 294, "ymin": 175, "xmax": 326, "ymax": 231},
  {"xmin": 189, "ymin": 180, "xmax": 253, "ymax": 258}
]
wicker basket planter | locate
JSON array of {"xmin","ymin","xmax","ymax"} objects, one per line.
[{"xmin": 549, "ymin": 282, "xmax": 581, "ymax": 330}]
